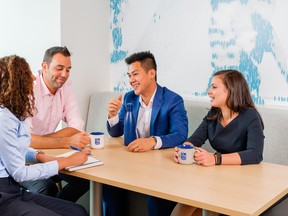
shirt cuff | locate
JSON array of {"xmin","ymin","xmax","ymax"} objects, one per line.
[
  {"xmin": 25, "ymin": 148, "xmax": 38, "ymax": 163},
  {"xmin": 108, "ymin": 115, "xmax": 119, "ymax": 127},
  {"xmin": 46, "ymin": 160, "xmax": 59, "ymax": 177},
  {"xmin": 153, "ymin": 136, "xmax": 162, "ymax": 149}
]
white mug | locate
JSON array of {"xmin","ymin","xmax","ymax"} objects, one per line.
[
  {"xmin": 178, "ymin": 144, "xmax": 198, "ymax": 164},
  {"xmin": 90, "ymin": 132, "xmax": 104, "ymax": 149}
]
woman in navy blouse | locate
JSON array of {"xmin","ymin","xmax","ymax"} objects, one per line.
[
  {"xmin": 0, "ymin": 55, "xmax": 90, "ymax": 216},
  {"xmin": 172, "ymin": 69, "xmax": 264, "ymax": 216}
]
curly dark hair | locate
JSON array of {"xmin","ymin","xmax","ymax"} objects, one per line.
[{"xmin": 0, "ymin": 55, "xmax": 35, "ymax": 120}]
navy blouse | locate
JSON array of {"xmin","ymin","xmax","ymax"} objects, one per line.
[{"xmin": 187, "ymin": 108, "xmax": 264, "ymax": 165}]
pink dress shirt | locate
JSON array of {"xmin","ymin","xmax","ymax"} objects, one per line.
[{"xmin": 27, "ymin": 71, "xmax": 84, "ymax": 135}]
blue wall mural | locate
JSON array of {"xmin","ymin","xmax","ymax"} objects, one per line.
[{"xmin": 110, "ymin": 0, "xmax": 288, "ymax": 106}]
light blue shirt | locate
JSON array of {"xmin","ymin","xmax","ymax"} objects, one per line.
[{"xmin": 0, "ymin": 107, "xmax": 58, "ymax": 182}]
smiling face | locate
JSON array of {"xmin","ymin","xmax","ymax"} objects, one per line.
[
  {"xmin": 42, "ymin": 53, "xmax": 71, "ymax": 94},
  {"xmin": 207, "ymin": 75, "xmax": 228, "ymax": 109},
  {"xmin": 127, "ymin": 61, "xmax": 156, "ymax": 97}
]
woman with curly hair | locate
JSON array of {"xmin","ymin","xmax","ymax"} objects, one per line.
[{"xmin": 0, "ymin": 55, "xmax": 89, "ymax": 216}]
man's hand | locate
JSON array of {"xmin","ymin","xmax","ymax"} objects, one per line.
[
  {"xmin": 108, "ymin": 94, "xmax": 122, "ymax": 119},
  {"xmin": 127, "ymin": 137, "xmax": 156, "ymax": 152},
  {"xmin": 66, "ymin": 132, "xmax": 91, "ymax": 149}
]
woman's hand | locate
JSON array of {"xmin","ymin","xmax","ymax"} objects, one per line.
[
  {"xmin": 36, "ymin": 151, "xmax": 57, "ymax": 163},
  {"xmin": 174, "ymin": 142, "xmax": 194, "ymax": 164},
  {"xmin": 174, "ymin": 146, "xmax": 180, "ymax": 163},
  {"xmin": 193, "ymin": 147, "xmax": 215, "ymax": 167},
  {"xmin": 57, "ymin": 149, "xmax": 91, "ymax": 170}
]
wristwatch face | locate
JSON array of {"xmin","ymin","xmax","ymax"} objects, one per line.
[{"xmin": 151, "ymin": 136, "xmax": 157, "ymax": 149}]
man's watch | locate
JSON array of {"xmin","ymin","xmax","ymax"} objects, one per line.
[{"xmin": 151, "ymin": 136, "xmax": 157, "ymax": 149}]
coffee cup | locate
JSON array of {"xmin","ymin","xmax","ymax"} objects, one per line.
[
  {"xmin": 177, "ymin": 144, "xmax": 198, "ymax": 164},
  {"xmin": 90, "ymin": 132, "xmax": 104, "ymax": 149}
]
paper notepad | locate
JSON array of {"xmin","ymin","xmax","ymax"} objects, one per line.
[{"xmin": 56, "ymin": 150, "xmax": 104, "ymax": 172}]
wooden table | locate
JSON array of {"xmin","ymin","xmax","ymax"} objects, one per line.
[{"xmin": 46, "ymin": 137, "xmax": 288, "ymax": 216}]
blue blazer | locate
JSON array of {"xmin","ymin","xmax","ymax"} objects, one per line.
[{"xmin": 107, "ymin": 84, "xmax": 188, "ymax": 149}]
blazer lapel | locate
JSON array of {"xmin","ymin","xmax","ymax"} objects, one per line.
[
  {"xmin": 132, "ymin": 95, "xmax": 140, "ymax": 121},
  {"xmin": 150, "ymin": 85, "xmax": 163, "ymax": 134}
]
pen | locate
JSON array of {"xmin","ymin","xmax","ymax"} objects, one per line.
[{"xmin": 70, "ymin": 146, "xmax": 92, "ymax": 156}]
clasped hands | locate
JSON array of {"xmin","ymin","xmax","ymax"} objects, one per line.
[{"xmin": 127, "ymin": 137, "xmax": 155, "ymax": 152}]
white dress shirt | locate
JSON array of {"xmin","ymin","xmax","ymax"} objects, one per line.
[{"xmin": 108, "ymin": 89, "xmax": 162, "ymax": 149}]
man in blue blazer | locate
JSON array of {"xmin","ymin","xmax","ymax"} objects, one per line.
[{"xmin": 105, "ymin": 51, "xmax": 188, "ymax": 216}]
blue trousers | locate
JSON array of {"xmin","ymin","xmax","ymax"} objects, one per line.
[
  {"xmin": 19, "ymin": 173, "xmax": 89, "ymax": 202},
  {"xmin": 0, "ymin": 177, "xmax": 87, "ymax": 216},
  {"xmin": 103, "ymin": 184, "xmax": 176, "ymax": 216}
]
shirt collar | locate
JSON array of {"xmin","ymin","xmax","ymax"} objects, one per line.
[{"xmin": 139, "ymin": 87, "xmax": 157, "ymax": 108}]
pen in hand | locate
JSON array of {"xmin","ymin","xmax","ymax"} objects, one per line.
[{"xmin": 70, "ymin": 146, "xmax": 92, "ymax": 156}]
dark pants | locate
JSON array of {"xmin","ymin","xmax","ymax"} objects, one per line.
[
  {"xmin": 0, "ymin": 177, "xmax": 87, "ymax": 216},
  {"xmin": 103, "ymin": 184, "xmax": 176, "ymax": 216},
  {"xmin": 261, "ymin": 194, "xmax": 288, "ymax": 216},
  {"xmin": 19, "ymin": 173, "xmax": 89, "ymax": 202}
]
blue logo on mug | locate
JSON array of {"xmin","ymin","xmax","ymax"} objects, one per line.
[
  {"xmin": 180, "ymin": 152, "xmax": 187, "ymax": 160},
  {"xmin": 94, "ymin": 138, "xmax": 100, "ymax": 145}
]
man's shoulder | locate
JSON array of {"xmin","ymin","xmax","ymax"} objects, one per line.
[{"xmin": 160, "ymin": 86, "xmax": 183, "ymax": 100}]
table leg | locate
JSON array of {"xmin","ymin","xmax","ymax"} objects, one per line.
[{"xmin": 89, "ymin": 181, "xmax": 102, "ymax": 216}]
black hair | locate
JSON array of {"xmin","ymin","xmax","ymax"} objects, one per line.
[{"xmin": 125, "ymin": 51, "xmax": 157, "ymax": 81}]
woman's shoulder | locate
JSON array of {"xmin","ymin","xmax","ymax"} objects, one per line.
[
  {"xmin": 240, "ymin": 108, "xmax": 261, "ymax": 120},
  {"xmin": 241, "ymin": 108, "xmax": 259, "ymax": 115},
  {"xmin": 0, "ymin": 107, "xmax": 19, "ymax": 126}
]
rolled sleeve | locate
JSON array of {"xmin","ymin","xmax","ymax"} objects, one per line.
[
  {"xmin": 25, "ymin": 148, "xmax": 38, "ymax": 163},
  {"xmin": 45, "ymin": 160, "xmax": 59, "ymax": 177}
]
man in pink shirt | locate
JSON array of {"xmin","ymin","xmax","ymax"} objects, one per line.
[
  {"xmin": 28, "ymin": 47, "xmax": 89, "ymax": 149},
  {"xmin": 20, "ymin": 46, "xmax": 90, "ymax": 202}
]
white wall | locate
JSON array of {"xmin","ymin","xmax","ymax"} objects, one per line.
[
  {"xmin": 61, "ymin": 0, "xmax": 110, "ymax": 123},
  {"xmin": 0, "ymin": 0, "xmax": 110, "ymax": 123},
  {"xmin": 109, "ymin": 0, "xmax": 288, "ymax": 107},
  {"xmin": 3, "ymin": 0, "xmax": 286, "ymax": 120},
  {"xmin": 0, "ymin": 0, "xmax": 61, "ymax": 73}
]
